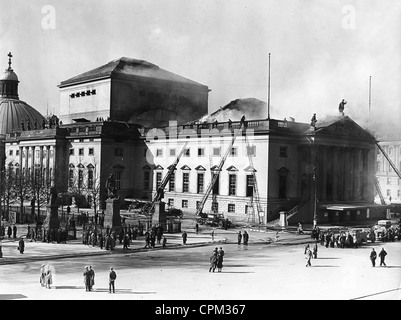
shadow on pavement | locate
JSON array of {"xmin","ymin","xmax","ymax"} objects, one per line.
[{"xmin": 0, "ymin": 294, "xmax": 27, "ymax": 300}]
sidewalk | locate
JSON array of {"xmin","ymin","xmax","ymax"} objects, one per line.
[{"xmin": 0, "ymin": 223, "xmax": 312, "ymax": 265}]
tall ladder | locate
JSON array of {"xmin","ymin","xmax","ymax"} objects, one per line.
[
  {"xmin": 244, "ymin": 135, "xmax": 263, "ymax": 224},
  {"xmin": 196, "ymin": 129, "xmax": 241, "ymax": 215},
  {"xmin": 374, "ymin": 177, "xmax": 386, "ymax": 205},
  {"xmin": 145, "ymin": 141, "xmax": 189, "ymax": 215},
  {"xmin": 208, "ymin": 155, "xmax": 218, "ymax": 213}
]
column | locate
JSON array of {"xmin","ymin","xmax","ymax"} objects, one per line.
[
  {"xmin": 320, "ymin": 146, "xmax": 328, "ymax": 201},
  {"xmin": 46, "ymin": 146, "xmax": 50, "ymax": 181}
]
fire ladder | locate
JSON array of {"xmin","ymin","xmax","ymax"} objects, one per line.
[
  {"xmin": 376, "ymin": 142, "xmax": 401, "ymax": 204},
  {"xmin": 196, "ymin": 129, "xmax": 241, "ymax": 216},
  {"xmin": 244, "ymin": 135, "xmax": 262, "ymax": 224},
  {"xmin": 145, "ymin": 141, "xmax": 189, "ymax": 215}
]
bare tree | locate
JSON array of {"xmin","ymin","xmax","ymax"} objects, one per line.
[
  {"xmin": 30, "ymin": 166, "xmax": 53, "ymax": 222},
  {"xmin": 0, "ymin": 165, "xmax": 15, "ymax": 221},
  {"xmin": 12, "ymin": 167, "xmax": 31, "ymax": 223}
]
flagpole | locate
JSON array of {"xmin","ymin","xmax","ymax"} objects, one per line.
[{"xmin": 267, "ymin": 53, "xmax": 271, "ymax": 120}]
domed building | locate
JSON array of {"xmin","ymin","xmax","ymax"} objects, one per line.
[{"xmin": 0, "ymin": 52, "xmax": 44, "ymax": 136}]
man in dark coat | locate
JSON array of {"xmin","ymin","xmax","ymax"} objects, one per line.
[
  {"xmin": 209, "ymin": 249, "xmax": 218, "ymax": 272},
  {"xmin": 243, "ymin": 231, "xmax": 249, "ymax": 245},
  {"xmin": 237, "ymin": 231, "xmax": 242, "ymax": 245},
  {"xmin": 182, "ymin": 231, "xmax": 187, "ymax": 245},
  {"xmin": 217, "ymin": 247, "xmax": 225, "ymax": 272},
  {"xmin": 7, "ymin": 225, "xmax": 12, "ymax": 238},
  {"xmin": 18, "ymin": 237, "xmax": 25, "ymax": 254},
  {"xmin": 370, "ymin": 248, "xmax": 377, "ymax": 267},
  {"xmin": 379, "ymin": 248, "xmax": 387, "ymax": 267},
  {"xmin": 83, "ymin": 266, "xmax": 92, "ymax": 291},
  {"xmin": 109, "ymin": 267, "xmax": 117, "ymax": 293},
  {"xmin": 12, "ymin": 225, "xmax": 17, "ymax": 238}
]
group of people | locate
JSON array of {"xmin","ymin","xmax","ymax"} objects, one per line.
[
  {"xmin": 209, "ymin": 247, "xmax": 225, "ymax": 272},
  {"xmin": 82, "ymin": 265, "xmax": 117, "ymax": 293},
  {"xmin": 237, "ymin": 230, "xmax": 249, "ymax": 245},
  {"xmin": 40, "ymin": 264, "xmax": 54, "ymax": 289},
  {"xmin": 0, "ymin": 224, "xmax": 18, "ymax": 239},
  {"xmin": 370, "ymin": 247, "xmax": 388, "ymax": 267}
]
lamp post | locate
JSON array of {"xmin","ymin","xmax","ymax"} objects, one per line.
[{"xmin": 313, "ymin": 165, "xmax": 317, "ymax": 228}]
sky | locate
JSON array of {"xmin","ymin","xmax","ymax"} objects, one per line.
[{"xmin": 0, "ymin": 0, "xmax": 400, "ymax": 133}]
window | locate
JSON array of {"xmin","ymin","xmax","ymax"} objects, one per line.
[
  {"xmin": 78, "ymin": 170, "xmax": 83, "ymax": 189},
  {"xmin": 228, "ymin": 204, "xmax": 235, "ymax": 213},
  {"xmin": 183, "ymin": 172, "xmax": 189, "ymax": 192},
  {"xmin": 377, "ymin": 161, "xmax": 381, "ymax": 172},
  {"xmin": 114, "ymin": 171, "xmax": 121, "ymax": 189},
  {"xmin": 213, "ymin": 147, "xmax": 221, "ymax": 156},
  {"xmin": 182, "ymin": 200, "xmax": 188, "ymax": 208},
  {"xmin": 79, "ymin": 139, "xmax": 84, "ymax": 143},
  {"xmin": 143, "ymin": 171, "xmax": 150, "ymax": 190},
  {"xmin": 184, "ymin": 148, "xmax": 190, "ymax": 157},
  {"xmin": 88, "ymin": 148, "xmax": 94, "ymax": 155},
  {"xmin": 91, "ymin": 89, "xmax": 96, "ymax": 95},
  {"xmin": 79, "ymin": 148, "xmax": 84, "ymax": 156},
  {"xmin": 246, "ymin": 175, "xmax": 254, "ymax": 197},
  {"xmin": 69, "ymin": 169, "xmax": 74, "ymax": 187},
  {"xmin": 16, "ymin": 150, "xmax": 19, "ymax": 156},
  {"xmin": 229, "ymin": 174, "xmax": 237, "ymax": 196},
  {"xmin": 89, "ymin": 138, "xmax": 94, "ymax": 142},
  {"xmin": 169, "ymin": 148, "xmax": 176, "ymax": 157},
  {"xmin": 115, "ymin": 148, "xmax": 123, "ymax": 156},
  {"xmin": 9, "ymin": 150, "xmax": 13, "ymax": 156},
  {"xmin": 169, "ymin": 172, "xmax": 175, "ymax": 192},
  {"xmin": 387, "ymin": 189, "xmax": 391, "ymax": 197},
  {"xmin": 156, "ymin": 149, "xmax": 163, "ymax": 157},
  {"xmin": 87, "ymin": 170, "xmax": 93, "ymax": 189},
  {"xmin": 247, "ymin": 145, "xmax": 256, "ymax": 157},
  {"xmin": 69, "ymin": 148, "xmax": 74, "ymax": 156},
  {"xmin": 279, "ymin": 146, "xmax": 288, "ymax": 158},
  {"xmin": 156, "ymin": 172, "xmax": 162, "ymax": 189},
  {"xmin": 230, "ymin": 147, "xmax": 237, "ymax": 157},
  {"xmin": 168, "ymin": 199, "xmax": 174, "ymax": 208},
  {"xmin": 197, "ymin": 173, "xmax": 204, "ymax": 193},
  {"xmin": 198, "ymin": 148, "xmax": 205, "ymax": 157}
]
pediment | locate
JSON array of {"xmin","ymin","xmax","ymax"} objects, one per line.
[
  {"xmin": 180, "ymin": 165, "xmax": 191, "ymax": 170},
  {"xmin": 315, "ymin": 116, "xmax": 375, "ymax": 141},
  {"xmin": 226, "ymin": 165, "xmax": 238, "ymax": 171},
  {"xmin": 244, "ymin": 166, "xmax": 256, "ymax": 172},
  {"xmin": 210, "ymin": 165, "xmax": 221, "ymax": 171},
  {"xmin": 195, "ymin": 165, "xmax": 206, "ymax": 171},
  {"xmin": 154, "ymin": 165, "xmax": 164, "ymax": 170}
]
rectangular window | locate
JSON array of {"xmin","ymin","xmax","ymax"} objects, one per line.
[
  {"xmin": 9, "ymin": 150, "xmax": 13, "ymax": 156},
  {"xmin": 69, "ymin": 148, "xmax": 74, "ymax": 156},
  {"xmin": 230, "ymin": 147, "xmax": 237, "ymax": 157},
  {"xmin": 182, "ymin": 200, "xmax": 188, "ymax": 208},
  {"xmin": 169, "ymin": 148, "xmax": 176, "ymax": 157},
  {"xmin": 16, "ymin": 150, "xmax": 19, "ymax": 156},
  {"xmin": 197, "ymin": 173, "xmax": 204, "ymax": 193},
  {"xmin": 69, "ymin": 169, "xmax": 74, "ymax": 187},
  {"xmin": 144, "ymin": 171, "xmax": 150, "ymax": 190},
  {"xmin": 78, "ymin": 170, "xmax": 83, "ymax": 189},
  {"xmin": 279, "ymin": 146, "xmax": 288, "ymax": 158},
  {"xmin": 228, "ymin": 204, "xmax": 235, "ymax": 213},
  {"xmin": 79, "ymin": 148, "xmax": 84, "ymax": 156},
  {"xmin": 229, "ymin": 174, "xmax": 237, "ymax": 196},
  {"xmin": 246, "ymin": 175, "xmax": 254, "ymax": 197},
  {"xmin": 115, "ymin": 148, "xmax": 123, "ymax": 156},
  {"xmin": 88, "ymin": 148, "xmax": 94, "ymax": 155},
  {"xmin": 79, "ymin": 139, "xmax": 84, "ymax": 143},
  {"xmin": 184, "ymin": 148, "xmax": 190, "ymax": 157},
  {"xmin": 156, "ymin": 172, "xmax": 162, "ymax": 189},
  {"xmin": 247, "ymin": 145, "xmax": 256, "ymax": 157},
  {"xmin": 168, "ymin": 199, "xmax": 174, "ymax": 208},
  {"xmin": 87, "ymin": 170, "xmax": 94, "ymax": 189},
  {"xmin": 114, "ymin": 171, "xmax": 121, "ymax": 189},
  {"xmin": 182, "ymin": 172, "xmax": 189, "ymax": 192},
  {"xmin": 156, "ymin": 149, "xmax": 163, "ymax": 157},
  {"xmin": 169, "ymin": 172, "xmax": 175, "ymax": 192},
  {"xmin": 213, "ymin": 147, "xmax": 221, "ymax": 156},
  {"xmin": 198, "ymin": 148, "xmax": 205, "ymax": 157}
]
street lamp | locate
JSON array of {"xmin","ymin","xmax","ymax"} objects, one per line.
[{"xmin": 313, "ymin": 165, "xmax": 317, "ymax": 228}]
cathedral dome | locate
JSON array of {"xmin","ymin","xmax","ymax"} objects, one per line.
[
  {"xmin": 0, "ymin": 69, "xmax": 18, "ymax": 82},
  {"xmin": 0, "ymin": 99, "xmax": 44, "ymax": 136}
]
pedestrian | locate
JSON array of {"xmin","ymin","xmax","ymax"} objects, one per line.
[
  {"xmin": 162, "ymin": 236, "xmax": 167, "ymax": 249},
  {"xmin": 313, "ymin": 242, "xmax": 318, "ymax": 259},
  {"xmin": 209, "ymin": 248, "xmax": 218, "ymax": 272},
  {"xmin": 40, "ymin": 264, "xmax": 46, "ymax": 287},
  {"xmin": 18, "ymin": 237, "xmax": 25, "ymax": 254},
  {"xmin": 370, "ymin": 248, "xmax": 377, "ymax": 267},
  {"xmin": 304, "ymin": 243, "xmax": 310, "ymax": 254},
  {"xmin": 378, "ymin": 248, "xmax": 387, "ymax": 267},
  {"xmin": 243, "ymin": 231, "xmax": 249, "ymax": 245},
  {"xmin": 83, "ymin": 266, "xmax": 91, "ymax": 291},
  {"xmin": 211, "ymin": 229, "xmax": 215, "ymax": 241},
  {"xmin": 12, "ymin": 225, "xmax": 17, "ymax": 239},
  {"xmin": 7, "ymin": 225, "xmax": 12, "ymax": 238},
  {"xmin": 237, "ymin": 231, "xmax": 242, "ymax": 245},
  {"xmin": 123, "ymin": 234, "xmax": 130, "ymax": 249},
  {"xmin": 195, "ymin": 223, "xmax": 199, "ymax": 234},
  {"xmin": 89, "ymin": 266, "xmax": 95, "ymax": 291},
  {"xmin": 182, "ymin": 231, "xmax": 187, "ymax": 245},
  {"xmin": 298, "ymin": 223, "xmax": 304, "ymax": 235},
  {"xmin": 109, "ymin": 267, "xmax": 117, "ymax": 293},
  {"xmin": 44, "ymin": 265, "xmax": 53, "ymax": 289},
  {"xmin": 217, "ymin": 247, "xmax": 225, "ymax": 272},
  {"xmin": 144, "ymin": 230, "xmax": 150, "ymax": 248},
  {"xmin": 275, "ymin": 231, "xmax": 280, "ymax": 242},
  {"xmin": 305, "ymin": 248, "xmax": 312, "ymax": 267}
]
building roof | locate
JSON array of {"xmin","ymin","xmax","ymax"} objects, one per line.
[
  {"xmin": 0, "ymin": 98, "xmax": 44, "ymax": 136},
  {"xmin": 59, "ymin": 57, "xmax": 208, "ymax": 88},
  {"xmin": 0, "ymin": 69, "xmax": 19, "ymax": 82}
]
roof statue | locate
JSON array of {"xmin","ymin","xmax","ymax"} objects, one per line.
[{"xmin": 338, "ymin": 99, "xmax": 347, "ymax": 116}]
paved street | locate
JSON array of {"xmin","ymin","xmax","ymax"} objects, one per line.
[{"xmin": 0, "ymin": 223, "xmax": 400, "ymax": 300}]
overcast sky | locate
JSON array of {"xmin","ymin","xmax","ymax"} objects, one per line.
[{"xmin": 0, "ymin": 0, "xmax": 400, "ymax": 132}]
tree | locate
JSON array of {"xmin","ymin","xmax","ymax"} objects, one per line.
[
  {"xmin": 12, "ymin": 167, "xmax": 31, "ymax": 223},
  {"xmin": 0, "ymin": 165, "xmax": 15, "ymax": 221},
  {"xmin": 30, "ymin": 166, "xmax": 53, "ymax": 222}
]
